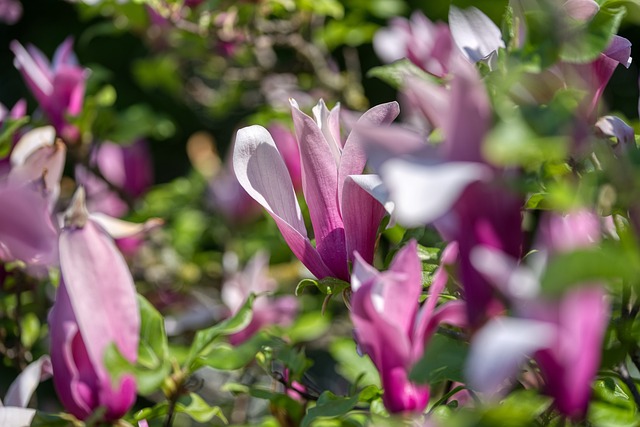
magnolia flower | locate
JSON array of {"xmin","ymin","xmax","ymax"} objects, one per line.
[
  {"xmin": 373, "ymin": 11, "xmax": 456, "ymax": 77},
  {"xmin": 234, "ymin": 99, "xmax": 398, "ymax": 281},
  {"xmin": 0, "ymin": 356, "xmax": 52, "ymax": 427},
  {"xmin": 76, "ymin": 139, "xmax": 154, "ymax": 218},
  {"xmin": 467, "ymin": 210, "xmax": 609, "ymax": 420},
  {"xmin": 350, "ymin": 240, "xmax": 466, "ymax": 413},
  {"xmin": 49, "ymin": 188, "xmax": 140, "ymax": 421},
  {"xmin": 11, "ymin": 37, "xmax": 88, "ymax": 142},
  {"xmin": 358, "ymin": 58, "xmax": 523, "ymax": 326},
  {"xmin": 0, "ymin": 127, "xmax": 64, "ymax": 274},
  {"xmin": 221, "ymin": 251, "xmax": 298, "ymax": 345}
]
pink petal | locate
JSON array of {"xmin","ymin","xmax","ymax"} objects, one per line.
[
  {"xmin": 342, "ymin": 176, "xmax": 386, "ymax": 266},
  {"xmin": 58, "ymin": 217, "xmax": 140, "ymax": 376},
  {"xmin": 338, "ymin": 101, "xmax": 399, "ymax": 205},
  {"xmin": 233, "ymin": 125, "xmax": 333, "ymax": 279},
  {"xmin": 563, "ymin": 0, "xmax": 599, "ymax": 20},
  {"xmin": 291, "ymin": 103, "xmax": 348, "ymax": 279}
]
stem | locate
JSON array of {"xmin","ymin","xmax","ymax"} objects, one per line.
[{"xmin": 164, "ymin": 398, "xmax": 177, "ymax": 427}]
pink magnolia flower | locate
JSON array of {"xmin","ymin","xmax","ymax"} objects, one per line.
[
  {"xmin": 373, "ymin": 11, "xmax": 457, "ymax": 77},
  {"xmin": 221, "ymin": 251, "xmax": 298, "ymax": 345},
  {"xmin": 350, "ymin": 240, "xmax": 466, "ymax": 413},
  {"xmin": 49, "ymin": 188, "xmax": 140, "ymax": 421},
  {"xmin": 10, "ymin": 37, "xmax": 88, "ymax": 142},
  {"xmin": 76, "ymin": 139, "xmax": 154, "ymax": 218},
  {"xmin": 358, "ymin": 56, "xmax": 523, "ymax": 326},
  {"xmin": 468, "ymin": 210, "xmax": 609, "ymax": 420},
  {"xmin": 234, "ymin": 99, "xmax": 398, "ymax": 281}
]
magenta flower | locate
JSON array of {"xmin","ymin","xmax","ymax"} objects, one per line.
[
  {"xmin": 221, "ymin": 251, "xmax": 298, "ymax": 345},
  {"xmin": 10, "ymin": 37, "xmax": 88, "ymax": 142},
  {"xmin": 373, "ymin": 11, "xmax": 456, "ymax": 77},
  {"xmin": 49, "ymin": 188, "xmax": 140, "ymax": 421},
  {"xmin": 268, "ymin": 123, "xmax": 302, "ymax": 193},
  {"xmin": 350, "ymin": 241, "xmax": 466, "ymax": 413},
  {"xmin": 234, "ymin": 99, "xmax": 398, "ymax": 281},
  {"xmin": 358, "ymin": 59, "xmax": 523, "ymax": 326},
  {"xmin": 76, "ymin": 139, "xmax": 154, "ymax": 217},
  {"xmin": 468, "ymin": 210, "xmax": 609, "ymax": 420}
]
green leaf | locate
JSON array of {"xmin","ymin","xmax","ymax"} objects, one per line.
[
  {"xmin": 189, "ymin": 332, "xmax": 271, "ymax": 371},
  {"xmin": 0, "ymin": 116, "xmax": 30, "ymax": 158},
  {"xmin": 367, "ymin": 59, "xmax": 436, "ymax": 90},
  {"xmin": 104, "ymin": 295, "xmax": 171, "ymax": 396},
  {"xmin": 301, "ymin": 391, "xmax": 360, "ymax": 427},
  {"xmin": 330, "ymin": 338, "xmax": 380, "ymax": 387},
  {"xmin": 560, "ymin": 5, "xmax": 626, "ymax": 63},
  {"xmin": 540, "ymin": 246, "xmax": 637, "ymax": 295},
  {"xmin": 175, "ymin": 392, "xmax": 227, "ymax": 424},
  {"xmin": 410, "ymin": 334, "xmax": 469, "ymax": 384},
  {"xmin": 295, "ymin": 277, "xmax": 350, "ymax": 296},
  {"xmin": 30, "ymin": 412, "xmax": 81, "ymax": 427},
  {"xmin": 588, "ymin": 378, "xmax": 637, "ymax": 427},
  {"xmin": 296, "ymin": 0, "xmax": 344, "ymax": 18},
  {"xmin": 185, "ymin": 294, "xmax": 256, "ymax": 371},
  {"xmin": 287, "ymin": 311, "xmax": 331, "ymax": 343}
]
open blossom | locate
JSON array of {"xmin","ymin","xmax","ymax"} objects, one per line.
[
  {"xmin": 350, "ymin": 240, "xmax": 465, "ymax": 413},
  {"xmin": 234, "ymin": 99, "xmax": 398, "ymax": 281},
  {"xmin": 49, "ymin": 188, "xmax": 140, "ymax": 421},
  {"xmin": 359, "ymin": 47, "xmax": 523, "ymax": 326},
  {"xmin": 11, "ymin": 37, "xmax": 88, "ymax": 142},
  {"xmin": 467, "ymin": 210, "xmax": 608, "ymax": 420},
  {"xmin": 221, "ymin": 251, "xmax": 298, "ymax": 345}
]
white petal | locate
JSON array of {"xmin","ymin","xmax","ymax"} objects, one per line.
[
  {"xmin": 4, "ymin": 356, "xmax": 52, "ymax": 408},
  {"xmin": 449, "ymin": 6, "xmax": 505, "ymax": 63},
  {"xmin": 89, "ymin": 212, "xmax": 163, "ymax": 239},
  {"xmin": 0, "ymin": 407, "xmax": 36, "ymax": 427},
  {"xmin": 466, "ymin": 317, "xmax": 555, "ymax": 395},
  {"xmin": 379, "ymin": 159, "xmax": 492, "ymax": 227},
  {"xmin": 10, "ymin": 126, "xmax": 55, "ymax": 167}
]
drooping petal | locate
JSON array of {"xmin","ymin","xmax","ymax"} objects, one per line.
[
  {"xmin": 291, "ymin": 103, "xmax": 348, "ymax": 279},
  {"xmin": 59, "ymin": 193, "xmax": 140, "ymax": 376},
  {"xmin": 233, "ymin": 125, "xmax": 333, "ymax": 279},
  {"xmin": 466, "ymin": 317, "xmax": 556, "ymax": 396},
  {"xmin": 89, "ymin": 213, "xmax": 163, "ymax": 240},
  {"xmin": 342, "ymin": 176, "xmax": 386, "ymax": 266},
  {"xmin": 449, "ymin": 6, "xmax": 505, "ymax": 63},
  {"xmin": 4, "ymin": 356, "xmax": 52, "ymax": 407}
]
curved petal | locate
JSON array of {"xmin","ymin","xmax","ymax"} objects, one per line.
[
  {"xmin": 233, "ymin": 125, "xmax": 333, "ymax": 279},
  {"xmin": 4, "ymin": 356, "xmax": 52, "ymax": 408},
  {"xmin": 379, "ymin": 159, "xmax": 492, "ymax": 227},
  {"xmin": 342, "ymin": 176, "xmax": 386, "ymax": 265},
  {"xmin": 10, "ymin": 126, "xmax": 56, "ymax": 167},
  {"xmin": 291, "ymin": 104, "xmax": 348, "ymax": 279}
]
